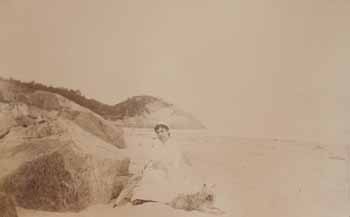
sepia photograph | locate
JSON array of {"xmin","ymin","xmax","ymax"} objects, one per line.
[{"xmin": 0, "ymin": 0, "xmax": 349, "ymax": 217}]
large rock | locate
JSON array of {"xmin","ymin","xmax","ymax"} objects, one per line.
[
  {"xmin": 0, "ymin": 82, "xmax": 129, "ymax": 212},
  {"xmin": 62, "ymin": 110, "xmax": 125, "ymax": 149},
  {"xmin": 28, "ymin": 91, "xmax": 126, "ymax": 148},
  {"xmin": 0, "ymin": 118, "xmax": 130, "ymax": 212},
  {"xmin": 0, "ymin": 90, "xmax": 126, "ymax": 149},
  {"xmin": 0, "ymin": 192, "xmax": 18, "ymax": 217}
]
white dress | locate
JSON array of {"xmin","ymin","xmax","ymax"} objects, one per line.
[{"xmin": 115, "ymin": 138, "xmax": 205, "ymax": 205}]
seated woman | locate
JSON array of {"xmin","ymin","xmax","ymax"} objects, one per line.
[{"xmin": 113, "ymin": 123, "xmax": 223, "ymax": 214}]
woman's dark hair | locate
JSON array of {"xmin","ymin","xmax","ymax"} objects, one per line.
[{"xmin": 154, "ymin": 123, "xmax": 169, "ymax": 132}]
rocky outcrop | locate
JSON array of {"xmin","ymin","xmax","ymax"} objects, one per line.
[
  {"xmin": 0, "ymin": 118, "xmax": 130, "ymax": 212},
  {"xmin": 0, "ymin": 192, "xmax": 18, "ymax": 217},
  {"xmin": 64, "ymin": 110, "xmax": 125, "ymax": 149},
  {"xmin": 0, "ymin": 89, "xmax": 126, "ymax": 149},
  {"xmin": 0, "ymin": 88, "xmax": 128, "ymax": 211}
]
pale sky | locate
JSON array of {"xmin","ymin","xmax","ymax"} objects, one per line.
[{"xmin": 1, "ymin": 0, "xmax": 349, "ymax": 142}]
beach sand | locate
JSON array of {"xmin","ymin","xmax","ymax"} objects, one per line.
[{"xmin": 17, "ymin": 129, "xmax": 349, "ymax": 217}]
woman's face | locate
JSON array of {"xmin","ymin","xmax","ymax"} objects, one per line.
[{"xmin": 156, "ymin": 127, "xmax": 170, "ymax": 143}]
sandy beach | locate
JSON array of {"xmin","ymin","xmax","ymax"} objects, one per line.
[
  {"xmin": 2, "ymin": 1, "xmax": 350, "ymax": 216},
  {"xmin": 16, "ymin": 128, "xmax": 349, "ymax": 217}
]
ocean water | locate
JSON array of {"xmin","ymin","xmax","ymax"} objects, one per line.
[{"xmin": 125, "ymin": 128, "xmax": 350, "ymax": 217}]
